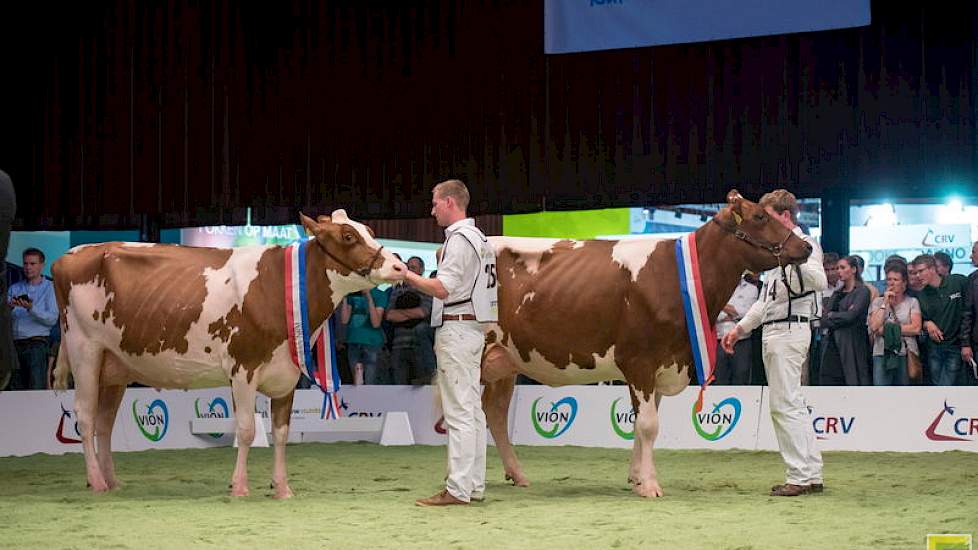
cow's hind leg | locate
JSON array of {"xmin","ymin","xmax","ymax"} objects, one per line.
[
  {"xmin": 269, "ymin": 390, "xmax": 295, "ymax": 499},
  {"xmin": 72, "ymin": 346, "xmax": 109, "ymax": 493},
  {"xmin": 95, "ymin": 383, "xmax": 126, "ymax": 489},
  {"xmin": 630, "ymin": 387, "xmax": 664, "ymax": 498},
  {"xmin": 94, "ymin": 353, "xmax": 129, "ymax": 490},
  {"xmin": 229, "ymin": 371, "xmax": 259, "ymax": 497},
  {"xmin": 481, "ymin": 344, "xmax": 528, "ymax": 487}
]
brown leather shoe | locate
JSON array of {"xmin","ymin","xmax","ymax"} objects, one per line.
[
  {"xmin": 771, "ymin": 483, "xmax": 824, "ymax": 493},
  {"xmin": 415, "ymin": 489, "xmax": 468, "ymax": 507},
  {"xmin": 770, "ymin": 483, "xmax": 811, "ymax": 496}
]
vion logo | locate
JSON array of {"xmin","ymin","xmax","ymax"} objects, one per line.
[
  {"xmin": 132, "ymin": 399, "xmax": 169, "ymax": 442},
  {"xmin": 692, "ymin": 397, "xmax": 742, "ymax": 441},
  {"xmin": 925, "ymin": 400, "xmax": 976, "ymax": 441},
  {"xmin": 921, "ymin": 228, "xmax": 956, "ymax": 247},
  {"xmin": 610, "ymin": 398, "xmax": 635, "ymax": 440},
  {"xmin": 531, "ymin": 397, "xmax": 578, "ymax": 439},
  {"xmin": 194, "ymin": 397, "xmax": 229, "ymax": 439},
  {"xmin": 55, "ymin": 403, "xmax": 82, "ymax": 444}
]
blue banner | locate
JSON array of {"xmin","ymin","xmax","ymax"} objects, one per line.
[{"xmin": 545, "ymin": 0, "xmax": 871, "ymax": 54}]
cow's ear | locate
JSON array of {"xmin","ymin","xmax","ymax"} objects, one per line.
[
  {"xmin": 726, "ymin": 189, "xmax": 744, "ymax": 225},
  {"xmin": 299, "ymin": 212, "xmax": 320, "ymax": 237},
  {"xmin": 316, "ymin": 215, "xmax": 332, "ymax": 224}
]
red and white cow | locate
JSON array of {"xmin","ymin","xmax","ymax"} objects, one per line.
[
  {"xmin": 479, "ymin": 191, "xmax": 813, "ymax": 497},
  {"xmin": 52, "ymin": 211, "xmax": 405, "ymax": 498}
]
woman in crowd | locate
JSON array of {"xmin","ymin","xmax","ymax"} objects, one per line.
[
  {"xmin": 819, "ymin": 255, "xmax": 872, "ymax": 385},
  {"xmin": 867, "ymin": 264, "xmax": 921, "ymax": 385}
]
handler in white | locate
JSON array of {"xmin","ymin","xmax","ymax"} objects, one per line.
[
  {"xmin": 406, "ymin": 179, "xmax": 498, "ymax": 507},
  {"xmin": 721, "ymin": 189, "xmax": 827, "ymax": 497}
]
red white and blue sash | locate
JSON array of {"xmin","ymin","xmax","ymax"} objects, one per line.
[
  {"xmin": 285, "ymin": 242, "xmax": 343, "ymax": 419},
  {"xmin": 675, "ymin": 233, "xmax": 717, "ymax": 413}
]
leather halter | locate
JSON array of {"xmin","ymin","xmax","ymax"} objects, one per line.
[
  {"xmin": 710, "ymin": 217, "xmax": 793, "ymax": 260},
  {"xmin": 318, "ymin": 240, "xmax": 385, "ymax": 281}
]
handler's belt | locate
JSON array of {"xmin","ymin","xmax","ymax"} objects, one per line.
[
  {"xmin": 761, "ymin": 315, "xmax": 811, "ymax": 327},
  {"xmin": 442, "ymin": 314, "xmax": 477, "ymax": 321}
]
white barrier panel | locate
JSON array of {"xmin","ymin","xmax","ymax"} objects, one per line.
[
  {"xmin": 757, "ymin": 386, "xmax": 978, "ymax": 452},
  {"xmin": 290, "ymin": 386, "xmax": 446, "ymax": 445},
  {"xmin": 3, "ymin": 386, "xmax": 978, "ymax": 457},
  {"xmin": 510, "ymin": 385, "xmax": 764, "ymax": 450},
  {"xmin": 191, "ymin": 413, "xmax": 417, "ymax": 446}
]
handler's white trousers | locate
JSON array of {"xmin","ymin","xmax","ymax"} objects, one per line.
[
  {"xmin": 434, "ymin": 320, "xmax": 487, "ymax": 502},
  {"xmin": 762, "ymin": 322, "xmax": 823, "ymax": 486}
]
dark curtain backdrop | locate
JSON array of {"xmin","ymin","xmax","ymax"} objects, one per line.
[{"xmin": 1, "ymin": 1, "xmax": 975, "ymax": 233}]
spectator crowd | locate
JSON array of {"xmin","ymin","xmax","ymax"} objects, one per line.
[{"xmin": 4, "ymin": 240, "xmax": 978, "ymax": 390}]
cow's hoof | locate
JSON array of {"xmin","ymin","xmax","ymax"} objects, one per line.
[
  {"xmin": 270, "ymin": 480, "xmax": 294, "ymax": 499},
  {"xmin": 632, "ymin": 480, "xmax": 664, "ymax": 498},
  {"xmin": 505, "ymin": 473, "xmax": 530, "ymax": 487},
  {"xmin": 230, "ymin": 487, "xmax": 250, "ymax": 497},
  {"xmin": 89, "ymin": 481, "xmax": 110, "ymax": 493}
]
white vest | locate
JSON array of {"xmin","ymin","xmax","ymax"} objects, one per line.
[{"xmin": 431, "ymin": 225, "xmax": 498, "ymax": 327}]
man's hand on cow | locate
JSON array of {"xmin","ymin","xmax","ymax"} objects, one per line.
[{"xmin": 721, "ymin": 328, "xmax": 741, "ymax": 354}]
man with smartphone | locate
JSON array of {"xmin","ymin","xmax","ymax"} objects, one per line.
[{"xmin": 7, "ymin": 247, "xmax": 58, "ymax": 389}]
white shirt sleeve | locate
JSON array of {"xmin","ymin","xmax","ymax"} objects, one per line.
[
  {"xmin": 436, "ymin": 233, "xmax": 474, "ymax": 298},
  {"xmin": 737, "ymin": 289, "xmax": 768, "ymax": 334}
]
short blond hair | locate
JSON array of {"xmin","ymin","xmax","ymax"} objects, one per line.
[
  {"xmin": 759, "ymin": 189, "xmax": 799, "ymax": 224},
  {"xmin": 433, "ymin": 179, "xmax": 470, "ymax": 210}
]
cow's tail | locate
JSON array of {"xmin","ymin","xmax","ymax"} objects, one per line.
[
  {"xmin": 52, "ymin": 334, "xmax": 71, "ymax": 390},
  {"xmin": 51, "ymin": 257, "xmax": 72, "ymax": 391}
]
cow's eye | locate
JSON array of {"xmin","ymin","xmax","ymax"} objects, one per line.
[
  {"xmin": 754, "ymin": 214, "xmax": 765, "ymax": 221},
  {"xmin": 343, "ymin": 233, "xmax": 355, "ymax": 242}
]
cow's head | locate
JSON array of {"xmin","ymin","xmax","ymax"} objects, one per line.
[
  {"xmin": 300, "ymin": 210, "xmax": 406, "ymax": 294},
  {"xmin": 717, "ymin": 189, "xmax": 812, "ymax": 272}
]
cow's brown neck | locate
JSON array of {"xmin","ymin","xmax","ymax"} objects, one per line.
[
  {"xmin": 691, "ymin": 220, "xmax": 755, "ymax": 325},
  {"xmin": 302, "ymin": 240, "xmax": 337, "ymax": 333}
]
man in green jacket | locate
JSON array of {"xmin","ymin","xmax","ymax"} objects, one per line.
[{"xmin": 911, "ymin": 254, "xmax": 970, "ymax": 385}]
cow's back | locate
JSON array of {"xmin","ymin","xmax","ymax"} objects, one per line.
[
  {"xmin": 56, "ymin": 243, "xmax": 234, "ymax": 352},
  {"xmin": 53, "ymin": 242, "xmax": 286, "ymax": 388},
  {"xmin": 487, "ymin": 237, "xmax": 635, "ymax": 383}
]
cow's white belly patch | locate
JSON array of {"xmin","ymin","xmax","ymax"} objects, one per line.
[
  {"xmin": 655, "ymin": 362, "xmax": 691, "ymax": 395},
  {"xmin": 514, "ymin": 346, "xmax": 624, "ymax": 386}
]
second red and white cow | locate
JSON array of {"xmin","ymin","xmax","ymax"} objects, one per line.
[
  {"xmin": 52, "ymin": 211, "xmax": 405, "ymax": 498},
  {"xmin": 479, "ymin": 191, "xmax": 812, "ymax": 497}
]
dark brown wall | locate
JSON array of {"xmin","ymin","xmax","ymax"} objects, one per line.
[{"xmin": 2, "ymin": 1, "xmax": 975, "ymax": 231}]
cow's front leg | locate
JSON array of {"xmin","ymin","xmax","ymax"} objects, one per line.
[
  {"xmin": 269, "ymin": 390, "xmax": 295, "ymax": 499},
  {"xmin": 229, "ymin": 372, "xmax": 258, "ymax": 497},
  {"xmin": 628, "ymin": 436, "xmax": 641, "ymax": 485},
  {"xmin": 630, "ymin": 386, "xmax": 663, "ymax": 498}
]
